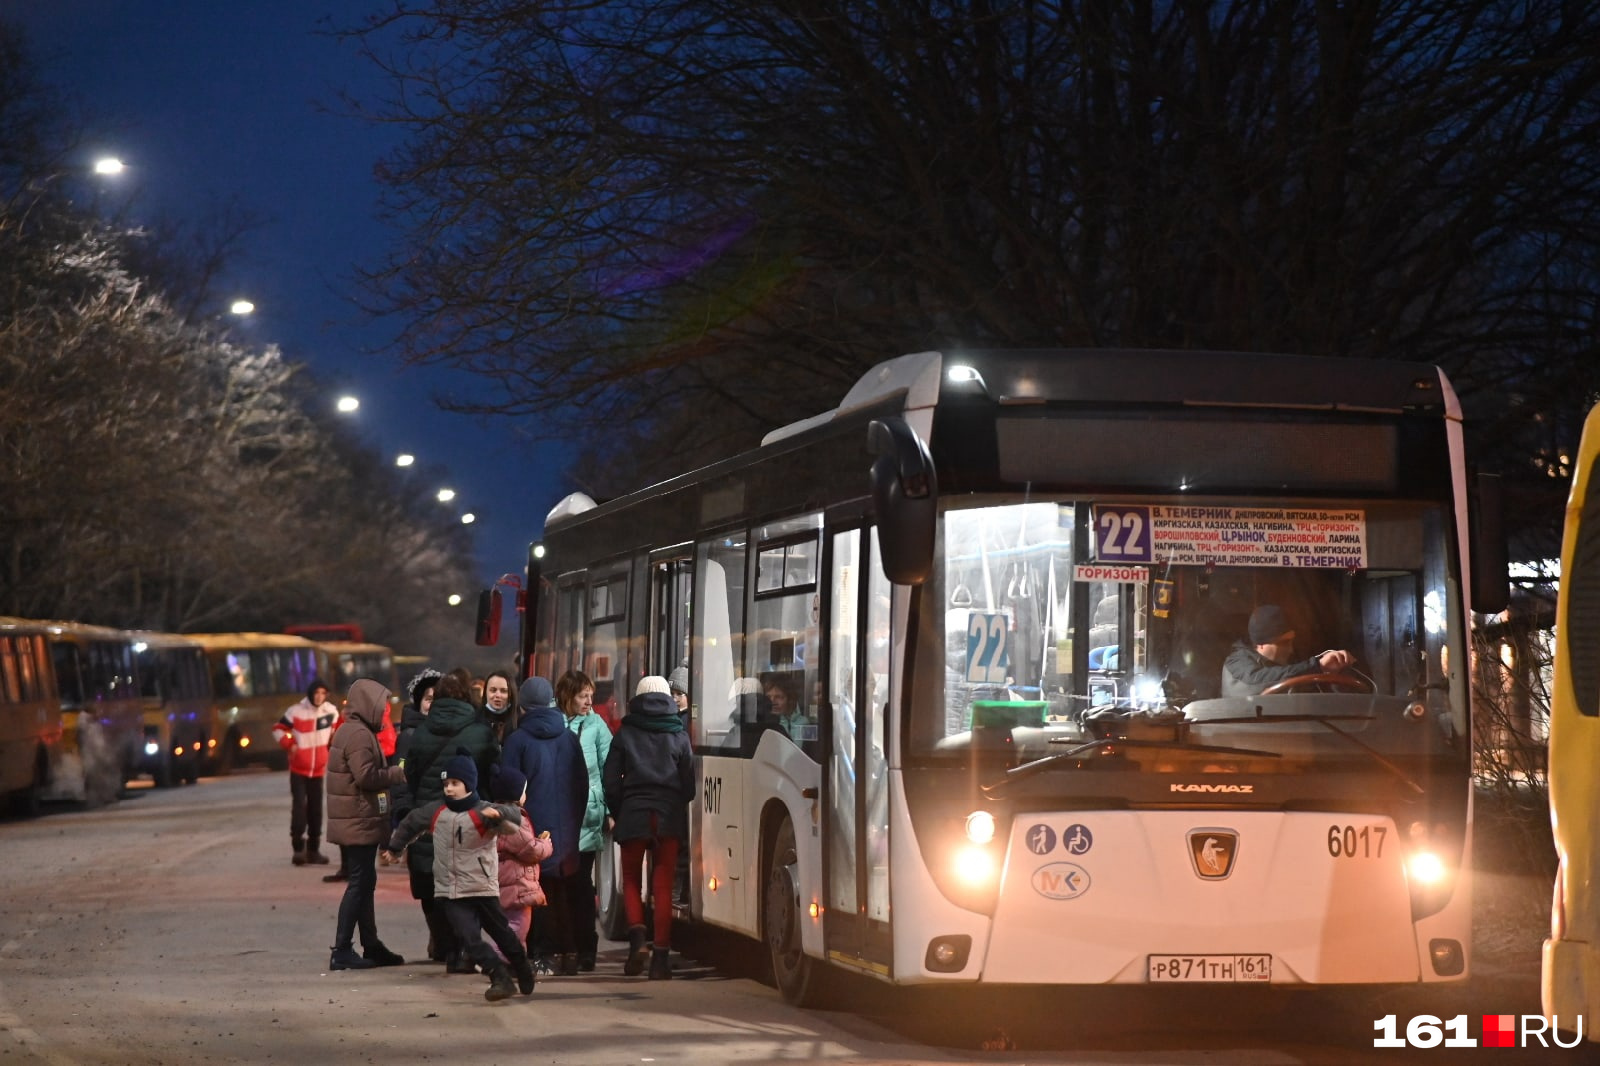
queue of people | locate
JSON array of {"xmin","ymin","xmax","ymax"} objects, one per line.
[{"xmin": 286, "ymin": 664, "xmax": 695, "ymax": 1002}]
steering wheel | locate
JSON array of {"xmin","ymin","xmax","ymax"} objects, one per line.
[{"xmin": 1259, "ymin": 672, "xmax": 1374, "ymax": 696}]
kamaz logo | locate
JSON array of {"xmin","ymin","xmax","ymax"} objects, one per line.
[{"xmin": 1170, "ymin": 783, "xmax": 1254, "ymax": 794}]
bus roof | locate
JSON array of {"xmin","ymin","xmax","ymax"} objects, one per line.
[
  {"xmin": 126, "ymin": 630, "xmax": 204, "ymax": 650},
  {"xmin": 185, "ymin": 632, "xmax": 322, "ymax": 650}
]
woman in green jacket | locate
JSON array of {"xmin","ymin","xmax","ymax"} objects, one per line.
[{"xmin": 558, "ymin": 669, "xmax": 611, "ymax": 973}]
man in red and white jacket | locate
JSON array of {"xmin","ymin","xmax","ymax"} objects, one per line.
[{"xmin": 274, "ymin": 678, "xmax": 339, "ymax": 866}]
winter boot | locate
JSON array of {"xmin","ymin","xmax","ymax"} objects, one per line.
[
  {"xmin": 305, "ymin": 842, "xmax": 330, "ymax": 865},
  {"xmin": 446, "ymin": 950, "xmax": 478, "ymax": 974},
  {"xmin": 558, "ymin": 952, "xmax": 578, "ymax": 976},
  {"xmin": 329, "ymin": 946, "xmax": 376, "ymax": 971},
  {"xmin": 577, "ymin": 950, "xmax": 597, "ymax": 973},
  {"xmin": 648, "ymin": 948, "xmax": 672, "ymax": 981},
  {"xmin": 363, "ymin": 943, "xmax": 405, "ymax": 967},
  {"xmin": 292, "ymin": 837, "xmax": 307, "ymax": 866},
  {"xmin": 514, "ymin": 956, "xmax": 537, "ymax": 995},
  {"xmin": 623, "ymin": 925, "xmax": 649, "ymax": 976},
  {"xmin": 485, "ymin": 962, "xmax": 517, "ymax": 1001}
]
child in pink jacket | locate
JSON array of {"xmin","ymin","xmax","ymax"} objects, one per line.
[{"xmin": 489, "ymin": 764, "xmax": 553, "ymax": 961}]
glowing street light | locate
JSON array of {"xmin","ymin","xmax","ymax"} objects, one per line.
[
  {"xmin": 230, "ymin": 299, "xmax": 255, "ymax": 316},
  {"xmin": 436, "ymin": 488, "xmax": 456, "ymax": 503},
  {"xmin": 447, "ymin": 594, "xmax": 463, "ymax": 606},
  {"xmin": 93, "ymin": 156, "xmax": 125, "ymax": 176},
  {"xmin": 395, "ymin": 453, "xmax": 415, "ymax": 468},
  {"xmin": 461, "ymin": 513, "xmax": 476, "ymax": 525},
  {"xmin": 336, "ymin": 396, "xmax": 360, "ymax": 413}
]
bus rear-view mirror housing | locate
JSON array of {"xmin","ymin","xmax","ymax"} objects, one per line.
[
  {"xmin": 475, "ymin": 588, "xmax": 501, "ymax": 646},
  {"xmin": 1472, "ymin": 472, "xmax": 1509, "ymax": 615},
  {"xmin": 868, "ymin": 416, "xmax": 938, "ymax": 584}
]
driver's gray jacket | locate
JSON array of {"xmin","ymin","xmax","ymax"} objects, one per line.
[{"xmin": 1220, "ymin": 641, "xmax": 1323, "ymax": 698}]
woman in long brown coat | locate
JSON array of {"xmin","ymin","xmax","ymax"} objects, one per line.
[{"xmin": 325, "ymin": 677, "xmax": 407, "ymax": 970}]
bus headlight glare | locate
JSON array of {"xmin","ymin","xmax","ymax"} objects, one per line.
[
  {"xmin": 1407, "ymin": 850, "xmax": 1447, "ymax": 885},
  {"xmin": 953, "ymin": 845, "xmax": 994, "ymax": 886},
  {"xmin": 144, "ymin": 741, "xmax": 159, "ymax": 756},
  {"xmin": 964, "ymin": 810, "xmax": 996, "ymax": 844}
]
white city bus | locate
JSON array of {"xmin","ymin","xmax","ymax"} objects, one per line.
[{"xmin": 482, "ymin": 349, "xmax": 1505, "ymax": 1004}]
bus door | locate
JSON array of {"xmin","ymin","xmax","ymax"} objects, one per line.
[
  {"xmin": 823, "ymin": 525, "xmax": 894, "ymax": 973},
  {"xmin": 647, "ymin": 549, "xmax": 695, "ymax": 910}
]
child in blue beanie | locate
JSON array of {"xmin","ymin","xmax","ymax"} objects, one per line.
[{"xmin": 384, "ymin": 750, "xmax": 535, "ymax": 1001}]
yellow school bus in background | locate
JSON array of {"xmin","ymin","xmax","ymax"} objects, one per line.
[
  {"xmin": 131, "ymin": 631, "xmax": 213, "ymax": 787},
  {"xmin": 40, "ymin": 622, "xmax": 145, "ymax": 806},
  {"xmin": 0, "ymin": 617, "xmax": 60, "ymax": 815},
  {"xmin": 1544, "ymin": 401, "xmax": 1600, "ymax": 1042},
  {"xmin": 188, "ymin": 633, "xmax": 328, "ymax": 772}
]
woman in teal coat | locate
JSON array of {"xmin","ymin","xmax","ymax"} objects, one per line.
[{"xmin": 558, "ymin": 669, "xmax": 612, "ymax": 973}]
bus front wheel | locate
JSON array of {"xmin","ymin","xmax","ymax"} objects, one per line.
[{"xmin": 764, "ymin": 816, "xmax": 824, "ymax": 1007}]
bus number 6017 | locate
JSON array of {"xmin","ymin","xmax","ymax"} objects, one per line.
[{"xmin": 704, "ymin": 775, "xmax": 722, "ymax": 815}]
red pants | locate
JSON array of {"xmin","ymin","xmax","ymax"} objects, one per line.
[{"xmin": 620, "ymin": 826, "xmax": 681, "ymax": 948}]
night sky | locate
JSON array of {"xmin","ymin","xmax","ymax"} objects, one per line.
[{"xmin": 9, "ymin": 0, "xmax": 563, "ymax": 591}]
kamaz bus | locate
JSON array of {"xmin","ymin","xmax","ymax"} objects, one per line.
[{"xmin": 481, "ymin": 349, "xmax": 1505, "ymax": 1003}]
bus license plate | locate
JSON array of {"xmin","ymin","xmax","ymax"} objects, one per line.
[{"xmin": 1148, "ymin": 954, "xmax": 1271, "ymax": 982}]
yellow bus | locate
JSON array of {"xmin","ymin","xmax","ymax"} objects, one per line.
[
  {"xmin": 1543, "ymin": 401, "xmax": 1600, "ymax": 1041},
  {"xmin": 188, "ymin": 633, "xmax": 329, "ymax": 772},
  {"xmin": 0, "ymin": 617, "xmax": 60, "ymax": 815},
  {"xmin": 131, "ymin": 631, "xmax": 213, "ymax": 787},
  {"xmin": 40, "ymin": 621, "xmax": 145, "ymax": 806},
  {"xmin": 318, "ymin": 641, "xmax": 397, "ymax": 701}
]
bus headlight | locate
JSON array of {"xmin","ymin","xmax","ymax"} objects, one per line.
[
  {"xmin": 1406, "ymin": 850, "xmax": 1447, "ymax": 885},
  {"xmin": 144, "ymin": 741, "xmax": 160, "ymax": 757},
  {"xmin": 953, "ymin": 844, "xmax": 996, "ymax": 887},
  {"xmin": 965, "ymin": 810, "xmax": 996, "ymax": 844}
]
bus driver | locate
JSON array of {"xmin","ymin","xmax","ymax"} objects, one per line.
[{"xmin": 1221, "ymin": 605, "xmax": 1355, "ymax": 698}]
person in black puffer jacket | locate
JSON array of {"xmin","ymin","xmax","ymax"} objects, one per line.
[
  {"xmin": 403, "ymin": 671, "xmax": 499, "ymax": 972},
  {"xmin": 603, "ymin": 675, "xmax": 695, "ymax": 980}
]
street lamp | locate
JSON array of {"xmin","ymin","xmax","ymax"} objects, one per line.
[
  {"xmin": 336, "ymin": 396, "xmax": 360, "ymax": 414},
  {"xmin": 396, "ymin": 453, "xmax": 415, "ymax": 468},
  {"xmin": 230, "ymin": 299, "xmax": 255, "ymax": 316},
  {"xmin": 447, "ymin": 594, "xmax": 463, "ymax": 606},
  {"xmin": 437, "ymin": 488, "xmax": 456, "ymax": 503},
  {"xmin": 461, "ymin": 513, "xmax": 476, "ymax": 525},
  {"xmin": 93, "ymin": 156, "xmax": 126, "ymax": 176}
]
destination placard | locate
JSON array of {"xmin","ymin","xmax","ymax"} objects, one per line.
[{"xmin": 1092, "ymin": 505, "xmax": 1366, "ymax": 568}]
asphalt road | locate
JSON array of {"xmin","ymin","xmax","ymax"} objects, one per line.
[{"xmin": 0, "ymin": 772, "xmax": 1572, "ymax": 1064}]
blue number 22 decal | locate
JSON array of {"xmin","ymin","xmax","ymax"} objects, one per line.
[{"xmin": 966, "ymin": 613, "xmax": 1010, "ymax": 683}]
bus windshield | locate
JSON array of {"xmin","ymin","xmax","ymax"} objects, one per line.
[{"xmin": 907, "ymin": 498, "xmax": 1467, "ymax": 776}]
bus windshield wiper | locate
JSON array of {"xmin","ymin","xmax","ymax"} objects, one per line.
[
  {"xmin": 982, "ymin": 738, "xmax": 1281, "ymax": 796},
  {"xmin": 1190, "ymin": 713, "xmax": 1425, "ymax": 796}
]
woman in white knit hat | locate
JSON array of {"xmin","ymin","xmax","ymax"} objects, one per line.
[{"xmin": 602, "ymin": 675, "xmax": 695, "ymax": 979}]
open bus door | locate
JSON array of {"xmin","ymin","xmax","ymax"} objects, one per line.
[{"xmin": 820, "ymin": 522, "xmax": 896, "ymax": 986}]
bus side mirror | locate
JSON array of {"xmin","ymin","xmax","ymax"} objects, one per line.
[
  {"xmin": 1472, "ymin": 472, "xmax": 1510, "ymax": 615},
  {"xmin": 475, "ymin": 588, "xmax": 502, "ymax": 646},
  {"xmin": 868, "ymin": 417, "xmax": 937, "ymax": 585}
]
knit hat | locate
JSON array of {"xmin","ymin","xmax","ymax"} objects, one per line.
[
  {"xmin": 518, "ymin": 676, "xmax": 555, "ymax": 708},
  {"xmin": 1247, "ymin": 605, "xmax": 1293, "ymax": 645},
  {"xmin": 667, "ymin": 667, "xmax": 689, "ymax": 695},
  {"xmin": 488, "ymin": 763, "xmax": 527, "ymax": 804},
  {"xmin": 442, "ymin": 749, "xmax": 478, "ymax": 792},
  {"xmin": 635, "ymin": 675, "xmax": 671, "ymax": 697},
  {"xmin": 407, "ymin": 668, "xmax": 443, "ymax": 708}
]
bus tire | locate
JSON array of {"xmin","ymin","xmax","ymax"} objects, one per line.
[
  {"xmin": 9, "ymin": 748, "xmax": 47, "ymax": 817},
  {"xmin": 596, "ymin": 831, "xmax": 630, "ymax": 940},
  {"xmin": 764, "ymin": 816, "xmax": 824, "ymax": 1007},
  {"xmin": 152, "ymin": 745, "xmax": 175, "ymax": 789}
]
